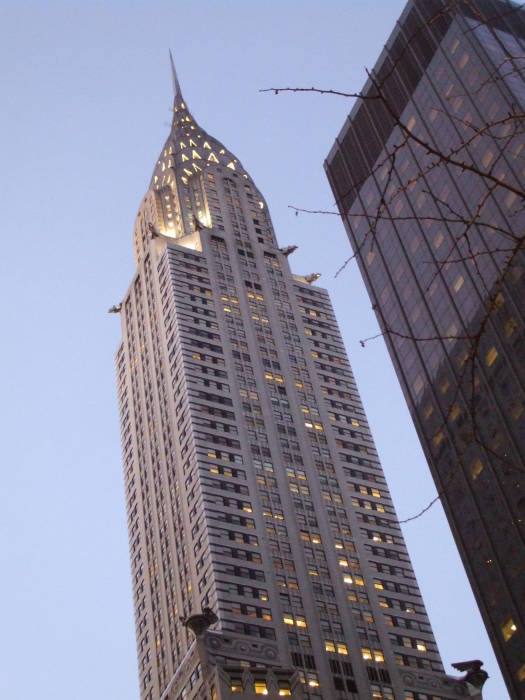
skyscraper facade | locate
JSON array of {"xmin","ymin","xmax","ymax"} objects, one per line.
[
  {"xmin": 325, "ymin": 1, "xmax": 524, "ymax": 697},
  {"xmin": 115, "ymin": 61, "xmax": 474, "ymax": 700}
]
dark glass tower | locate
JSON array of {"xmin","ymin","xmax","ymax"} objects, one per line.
[
  {"xmin": 114, "ymin": 58, "xmax": 477, "ymax": 699},
  {"xmin": 325, "ymin": 1, "xmax": 525, "ymax": 697}
]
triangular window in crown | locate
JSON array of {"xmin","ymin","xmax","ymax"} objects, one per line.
[
  {"xmin": 208, "ymin": 153, "xmax": 219, "ymax": 163},
  {"xmin": 192, "ymin": 150, "xmax": 201, "ymax": 160},
  {"xmin": 203, "ymin": 141, "xmax": 211, "ymax": 150}
]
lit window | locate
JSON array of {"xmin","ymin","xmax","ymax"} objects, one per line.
[
  {"xmin": 337, "ymin": 643, "xmax": 348, "ymax": 655},
  {"xmin": 254, "ymin": 680, "xmax": 268, "ymax": 695},
  {"xmin": 416, "ymin": 641, "xmax": 427, "ymax": 652},
  {"xmin": 505, "ymin": 318, "xmax": 517, "ymax": 337},
  {"xmin": 486, "ymin": 347, "xmax": 498, "ymax": 366},
  {"xmin": 374, "ymin": 650, "xmax": 384, "ymax": 663},
  {"xmin": 449, "ymin": 403, "xmax": 460, "ymax": 421},
  {"xmin": 471, "ymin": 458, "xmax": 483, "ymax": 480},
  {"xmin": 283, "ymin": 616, "xmax": 294, "ymax": 626},
  {"xmin": 453, "ymin": 276, "xmax": 464, "ymax": 293},
  {"xmin": 502, "ymin": 618, "xmax": 517, "ymax": 642},
  {"xmin": 362, "ymin": 647, "xmax": 372, "ymax": 660},
  {"xmin": 433, "ymin": 431, "xmax": 444, "ymax": 447},
  {"xmin": 325, "ymin": 640, "xmax": 336, "ymax": 653}
]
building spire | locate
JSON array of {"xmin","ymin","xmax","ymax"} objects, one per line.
[{"xmin": 169, "ymin": 49, "xmax": 183, "ymax": 103}]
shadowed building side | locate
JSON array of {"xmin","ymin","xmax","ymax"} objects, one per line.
[{"xmin": 325, "ymin": 1, "xmax": 525, "ymax": 696}]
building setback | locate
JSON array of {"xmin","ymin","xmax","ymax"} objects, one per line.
[
  {"xmin": 115, "ymin": 58, "xmax": 476, "ymax": 699},
  {"xmin": 325, "ymin": 1, "xmax": 525, "ymax": 697}
]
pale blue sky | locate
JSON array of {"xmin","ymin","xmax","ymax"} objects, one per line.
[{"xmin": 0, "ymin": 1, "xmax": 507, "ymax": 698}]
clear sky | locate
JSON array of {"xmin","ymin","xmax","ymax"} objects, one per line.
[{"xmin": 0, "ymin": 1, "xmax": 508, "ymax": 698}]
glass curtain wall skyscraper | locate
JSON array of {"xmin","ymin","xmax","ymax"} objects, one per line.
[
  {"xmin": 325, "ymin": 1, "xmax": 525, "ymax": 697},
  {"xmin": 115, "ymin": 59, "xmax": 473, "ymax": 700}
]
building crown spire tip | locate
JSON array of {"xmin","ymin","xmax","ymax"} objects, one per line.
[{"xmin": 169, "ymin": 49, "xmax": 183, "ymax": 104}]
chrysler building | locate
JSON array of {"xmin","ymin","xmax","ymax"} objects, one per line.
[{"xmin": 114, "ymin": 56, "xmax": 480, "ymax": 700}]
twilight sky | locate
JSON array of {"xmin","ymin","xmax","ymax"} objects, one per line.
[{"xmin": 0, "ymin": 1, "xmax": 507, "ymax": 698}]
